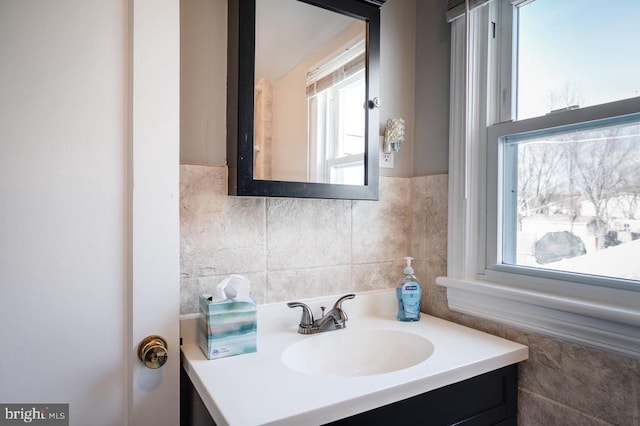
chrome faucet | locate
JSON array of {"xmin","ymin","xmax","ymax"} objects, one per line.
[{"xmin": 287, "ymin": 294, "xmax": 355, "ymax": 335}]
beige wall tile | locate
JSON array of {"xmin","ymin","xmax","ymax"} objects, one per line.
[
  {"xmin": 181, "ymin": 189, "xmax": 266, "ymax": 277},
  {"xmin": 267, "ymin": 266, "xmax": 352, "ymax": 303},
  {"xmin": 266, "ymin": 198, "xmax": 351, "ymax": 270},
  {"xmin": 352, "ymin": 177, "xmax": 411, "ymax": 264},
  {"xmin": 180, "ymin": 166, "xmax": 410, "ymax": 309},
  {"xmin": 411, "ymin": 175, "xmax": 448, "ymax": 316},
  {"xmin": 351, "ymin": 261, "xmax": 398, "ymax": 291},
  {"xmin": 518, "ymin": 388, "xmax": 611, "ymax": 426},
  {"xmin": 505, "ymin": 329, "xmax": 640, "ymax": 426}
]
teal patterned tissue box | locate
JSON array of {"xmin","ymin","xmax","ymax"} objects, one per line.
[{"xmin": 198, "ymin": 294, "xmax": 257, "ymax": 360}]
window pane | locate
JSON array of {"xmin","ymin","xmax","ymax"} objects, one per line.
[
  {"xmin": 502, "ymin": 116, "xmax": 640, "ymax": 282},
  {"xmin": 330, "ymin": 161, "xmax": 364, "ymax": 185},
  {"xmin": 516, "ymin": 0, "xmax": 640, "ymax": 120},
  {"xmin": 339, "ymin": 76, "xmax": 365, "ymax": 156}
]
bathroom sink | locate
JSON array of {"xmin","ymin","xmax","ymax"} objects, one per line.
[
  {"xmin": 182, "ymin": 289, "xmax": 529, "ymax": 425},
  {"xmin": 281, "ymin": 329, "xmax": 434, "ymax": 376}
]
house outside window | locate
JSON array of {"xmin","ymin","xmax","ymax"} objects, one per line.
[{"xmin": 438, "ymin": 0, "xmax": 640, "ymax": 359}]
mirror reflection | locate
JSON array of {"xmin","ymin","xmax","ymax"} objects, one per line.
[{"xmin": 254, "ymin": 0, "xmax": 367, "ymax": 185}]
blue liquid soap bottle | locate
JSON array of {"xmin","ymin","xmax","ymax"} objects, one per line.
[{"xmin": 396, "ymin": 257, "xmax": 421, "ymax": 321}]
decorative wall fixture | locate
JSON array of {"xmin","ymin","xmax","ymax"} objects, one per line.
[{"xmin": 383, "ymin": 118, "xmax": 405, "ymax": 153}]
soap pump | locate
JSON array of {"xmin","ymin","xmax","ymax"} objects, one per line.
[{"xmin": 396, "ymin": 256, "xmax": 421, "ymax": 322}]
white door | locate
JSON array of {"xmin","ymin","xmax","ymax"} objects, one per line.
[
  {"xmin": 129, "ymin": 0, "xmax": 181, "ymax": 424},
  {"xmin": 0, "ymin": 1, "xmax": 180, "ymax": 425}
]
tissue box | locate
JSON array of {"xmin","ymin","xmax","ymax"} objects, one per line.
[{"xmin": 198, "ymin": 294, "xmax": 257, "ymax": 360}]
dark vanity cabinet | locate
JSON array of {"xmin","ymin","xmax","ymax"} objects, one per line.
[
  {"xmin": 181, "ymin": 364, "xmax": 518, "ymax": 426},
  {"xmin": 227, "ymin": 0, "xmax": 385, "ymax": 200},
  {"xmin": 330, "ymin": 364, "xmax": 518, "ymax": 426},
  {"xmin": 181, "ymin": 366, "xmax": 216, "ymax": 426}
]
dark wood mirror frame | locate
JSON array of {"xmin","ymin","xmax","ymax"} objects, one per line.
[{"xmin": 227, "ymin": 0, "xmax": 385, "ymax": 200}]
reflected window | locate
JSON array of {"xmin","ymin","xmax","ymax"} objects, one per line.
[{"xmin": 307, "ymin": 40, "xmax": 366, "ymax": 184}]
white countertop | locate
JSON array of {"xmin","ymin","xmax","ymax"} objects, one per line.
[{"xmin": 181, "ymin": 289, "xmax": 528, "ymax": 426}]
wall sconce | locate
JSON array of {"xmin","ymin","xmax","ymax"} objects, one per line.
[{"xmin": 383, "ymin": 118, "xmax": 405, "ymax": 153}]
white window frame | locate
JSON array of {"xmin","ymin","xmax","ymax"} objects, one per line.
[
  {"xmin": 308, "ymin": 58, "xmax": 366, "ymax": 184},
  {"xmin": 436, "ymin": 0, "xmax": 640, "ymax": 359},
  {"xmin": 309, "ymin": 73, "xmax": 366, "ymax": 184}
]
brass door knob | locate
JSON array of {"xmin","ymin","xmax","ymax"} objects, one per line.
[{"xmin": 138, "ymin": 335, "xmax": 168, "ymax": 369}]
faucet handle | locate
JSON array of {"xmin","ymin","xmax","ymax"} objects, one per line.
[
  {"xmin": 332, "ymin": 293, "xmax": 355, "ymax": 312},
  {"xmin": 333, "ymin": 293, "xmax": 355, "ymax": 308},
  {"xmin": 287, "ymin": 302, "xmax": 314, "ymax": 326}
]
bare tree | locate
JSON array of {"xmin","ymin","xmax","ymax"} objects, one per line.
[
  {"xmin": 515, "ymin": 84, "xmax": 640, "ymax": 247},
  {"xmin": 565, "ymin": 126, "xmax": 639, "ymax": 245},
  {"xmin": 518, "ymin": 142, "xmax": 565, "ymax": 220},
  {"xmin": 545, "ymin": 81, "xmax": 583, "ymax": 112},
  {"xmin": 516, "ymin": 82, "xmax": 583, "ymax": 226},
  {"xmin": 617, "ymin": 192, "xmax": 640, "ymax": 220}
]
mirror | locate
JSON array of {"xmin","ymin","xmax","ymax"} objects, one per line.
[
  {"xmin": 227, "ymin": 0, "xmax": 384, "ymax": 199},
  {"xmin": 255, "ymin": 0, "xmax": 366, "ymax": 185}
]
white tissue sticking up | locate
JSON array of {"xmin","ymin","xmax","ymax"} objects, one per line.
[{"xmin": 214, "ymin": 274, "xmax": 252, "ymax": 302}]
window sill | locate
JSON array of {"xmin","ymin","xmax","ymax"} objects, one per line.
[{"xmin": 436, "ymin": 276, "xmax": 640, "ymax": 359}]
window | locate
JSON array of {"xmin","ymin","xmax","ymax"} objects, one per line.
[
  {"xmin": 497, "ymin": 115, "xmax": 640, "ymax": 282},
  {"xmin": 490, "ymin": 0, "xmax": 640, "ymax": 287},
  {"xmin": 438, "ymin": 0, "xmax": 640, "ymax": 359}
]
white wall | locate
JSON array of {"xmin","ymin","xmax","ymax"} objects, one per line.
[
  {"xmin": 378, "ymin": 0, "xmax": 417, "ymax": 178},
  {"xmin": 271, "ymin": 66, "xmax": 308, "ymax": 181},
  {"xmin": 0, "ymin": 1, "xmax": 128, "ymax": 423},
  {"xmin": 180, "ymin": 0, "xmax": 228, "ymax": 165},
  {"xmin": 414, "ymin": 0, "xmax": 451, "ymax": 175}
]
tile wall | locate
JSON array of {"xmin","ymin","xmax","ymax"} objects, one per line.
[
  {"xmin": 180, "ymin": 164, "xmax": 640, "ymax": 425},
  {"xmin": 180, "ymin": 164, "xmax": 411, "ymax": 312}
]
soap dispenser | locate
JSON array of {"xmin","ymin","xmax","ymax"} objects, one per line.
[{"xmin": 396, "ymin": 257, "xmax": 421, "ymax": 321}]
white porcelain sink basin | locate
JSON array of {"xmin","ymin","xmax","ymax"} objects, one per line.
[{"xmin": 281, "ymin": 329, "xmax": 434, "ymax": 376}]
